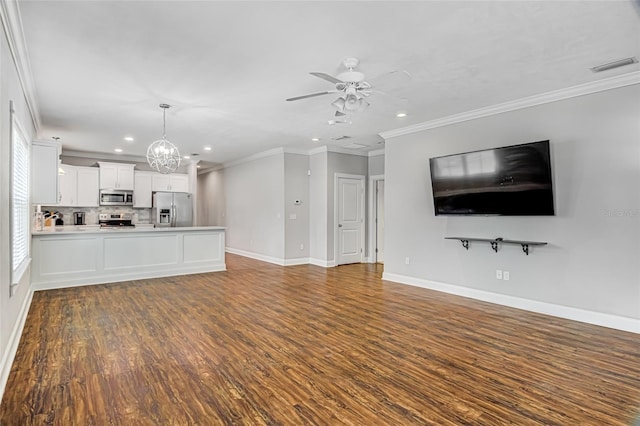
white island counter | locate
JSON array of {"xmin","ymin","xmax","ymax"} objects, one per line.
[{"xmin": 31, "ymin": 226, "xmax": 226, "ymax": 290}]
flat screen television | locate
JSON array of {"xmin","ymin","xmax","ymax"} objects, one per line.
[{"xmin": 429, "ymin": 140, "xmax": 554, "ymax": 216}]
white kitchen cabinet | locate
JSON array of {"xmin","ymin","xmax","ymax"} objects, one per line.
[
  {"xmin": 76, "ymin": 167, "xmax": 99, "ymax": 206},
  {"xmin": 98, "ymin": 162, "xmax": 135, "ymax": 190},
  {"xmin": 151, "ymin": 173, "xmax": 171, "ymax": 192},
  {"xmin": 169, "ymin": 174, "xmax": 188, "ymax": 192},
  {"xmin": 58, "ymin": 164, "xmax": 77, "ymax": 206},
  {"xmin": 31, "ymin": 140, "xmax": 60, "ymax": 205},
  {"xmin": 134, "ymin": 171, "xmax": 153, "ymax": 208},
  {"xmin": 58, "ymin": 165, "xmax": 100, "ymax": 207},
  {"xmin": 151, "ymin": 173, "xmax": 188, "ymax": 192}
]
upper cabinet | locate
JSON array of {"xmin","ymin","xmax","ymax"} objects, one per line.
[
  {"xmin": 98, "ymin": 162, "xmax": 135, "ymax": 190},
  {"xmin": 31, "ymin": 140, "xmax": 60, "ymax": 205},
  {"xmin": 151, "ymin": 173, "xmax": 188, "ymax": 192},
  {"xmin": 58, "ymin": 165, "xmax": 99, "ymax": 207},
  {"xmin": 58, "ymin": 164, "xmax": 76, "ymax": 206},
  {"xmin": 76, "ymin": 167, "xmax": 100, "ymax": 206},
  {"xmin": 133, "ymin": 171, "xmax": 153, "ymax": 208}
]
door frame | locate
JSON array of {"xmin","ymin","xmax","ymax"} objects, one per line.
[
  {"xmin": 333, "ymin": 173, "xmax": 365, "ymax": 266},
  {"xmin": 368, "ymin": 174, "xmax": 384, "ymax": 263}
]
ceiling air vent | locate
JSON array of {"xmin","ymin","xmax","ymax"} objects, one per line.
[
  {"xmin": 344, "ymin": 143, "xmax": 367, "ymax": 150},
  {"xmin": 590, "ymin": 57, "xmax": 638, "ymax": 73}
]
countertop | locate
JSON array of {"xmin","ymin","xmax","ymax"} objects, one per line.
[{"xmin": 32, "ymin": 225, "xmax": 226, "ymax": 236}]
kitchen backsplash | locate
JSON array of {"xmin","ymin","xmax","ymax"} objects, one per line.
[{"xmin": 38, "ymin": 206, "xmax": 152, "ymax": 225}]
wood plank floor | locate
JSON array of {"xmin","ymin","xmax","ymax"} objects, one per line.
[{"xmin": 1, "ymin": 254, "xmax": 639, "ymax": 425}]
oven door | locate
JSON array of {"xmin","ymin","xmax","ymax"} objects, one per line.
[{"xmin": 100, "ymin": 190, "xmax": 134, "ymax": 206}]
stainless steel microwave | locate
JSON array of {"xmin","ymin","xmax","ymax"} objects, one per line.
[{"xmin": 99, "ymin": 189, "xmax": 133, "ymax": 206}]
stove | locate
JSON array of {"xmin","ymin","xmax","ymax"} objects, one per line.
[{"xmin": 99, "ymin": 213, "xmax": 135, "ymax": 228}]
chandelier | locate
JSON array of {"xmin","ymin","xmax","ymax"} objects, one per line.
[{"xmin": 147, "ymin": 104, "xmax": 181, "ymax": 174}]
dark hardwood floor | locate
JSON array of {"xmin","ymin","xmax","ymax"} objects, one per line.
[{"xmin": 1, "ymin": 254, "xmax": 639, "ymax": 425}]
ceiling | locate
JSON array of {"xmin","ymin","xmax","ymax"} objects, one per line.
[{"xmin": 15, "ymin": 1, "xmax": 640, "ymax": 168}]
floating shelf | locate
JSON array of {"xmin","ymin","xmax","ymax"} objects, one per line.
[{"xmin": 445, "ymin": 237, "xmax": 547, "ymax": 255}]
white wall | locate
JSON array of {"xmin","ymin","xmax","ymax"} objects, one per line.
[
  {"xmin": 309, "ymin": 151, "xmax": 328, "ymax": 265},
  {"xmin": 284, "ymin": 154, "xmax": 310, "ymax": 261},
  {"xmin": 383, "ymin": 84, "xmax": 640, "ymax": 325},
  {"xmin": 223, "ymin": 153, "xmax": 285, "ymax": 260},
  {"xmin": 197, "ymin": 168, "xmax": 225, "ymax": 226},
  {"xmin": 1, "ymin": 21, "xmax": 36, "ymax": 398},
  {"xmin": 368, "ymin": 153, "xmax": 384, "ymax": 176}
]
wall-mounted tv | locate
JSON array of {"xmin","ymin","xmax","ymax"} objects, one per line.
[{"xmin": 429, "ymin": 140, "xmax": 554, "ymax": 216}]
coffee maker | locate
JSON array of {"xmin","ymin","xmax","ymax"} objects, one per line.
[{"xmin": 73, "ymin": 212, "xmax": 85, "ymax": 225}]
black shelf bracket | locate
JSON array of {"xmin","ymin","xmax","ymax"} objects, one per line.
[{"xmin": 445, "ymin": 236, "xmax": 547, "ymax": 256}]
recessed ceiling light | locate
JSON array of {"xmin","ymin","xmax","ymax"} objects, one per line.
[
  {"xmin": 197, "ymin": 165, "xmax": 201, "ymax": 168},
  {"xmin": 311, "ymin": 138, "xmax": 320, "ymax": 142},
  {"xmin": 124, "ymin": 136, "xmax": 134, "ymax": 142},
  {"xmin": 203, "ymin": 146, "xmax": 212, "ymax": 151},
  {"xmin": 183, "ymin": 155, "xmax": 190, "ymax": 159},
  {"xmin": 114, "ymin": 148, "xmax": 123, "ymax": 153},
  {"xmin": 396, "ymin": 112, "xmax": 407, "ymax": 118}
]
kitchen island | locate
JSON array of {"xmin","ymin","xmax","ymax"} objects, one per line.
[{"xmin": 31, "ymin": 226, "xmax": 226, "ymax": 290}]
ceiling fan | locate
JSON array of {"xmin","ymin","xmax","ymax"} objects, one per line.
[{"xmin": 286, "ymin": 58, "xmax": 372, "ymax": 117}]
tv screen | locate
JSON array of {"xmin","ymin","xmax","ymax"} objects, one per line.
[{"xmin": 429, "ymin": 140, "xmax": 554, "ymax": 216}]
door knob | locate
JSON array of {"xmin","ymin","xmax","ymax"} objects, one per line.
[{"xmin": 338, "ymin": 224, "xmax": 343, "ymax": 227}]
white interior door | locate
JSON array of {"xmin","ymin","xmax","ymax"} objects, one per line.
[
  {"xmin": 376, "ymin": 180, "xmax": 385, "ymax": 263},
  {"xmin": 337, "ymin": 175, "xmax": 364, "ymax": 265}
]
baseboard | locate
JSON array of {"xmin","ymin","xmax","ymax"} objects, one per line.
[
  {"xmin": 0, "ymin": 286, "xmax": 34, "ymax": 402},
  {"xmin": 225, "ymin": 247, "xmax": 286, "ymax": 266},
  {"xmin": 225, "ymin": 249, "xmax": 339, "ymax": 268},
  {"xmin": 382, "ymin": 272, "xmax": 639, "ymax": 334},
  {"xmin": 308, "ymin": 258, "xmax": 336, "ymax": 268},
  {"xmin": 284, "ymin": 258, "xmax": 310, "ymax": 266}
]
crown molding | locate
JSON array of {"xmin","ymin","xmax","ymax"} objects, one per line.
[
  {"xmin": 308, "ymin": 145, "xmax": 328, "ymax": 155},
  {"xmin": 223, "ymin": 143, "xmax": 381, "ymax": 170},
  {"xmin": 282, "ymin": 146, "xmax": 311, "ymax": 156},
  {"xmin": 197, "ymin": 164, "xmax": 225, "ymax": 175},
  {"xmin": 0, "ymin": 0, "xmax": 41, "ymax": 133},
  {"xmin": 62, "ymin": 149, "xmax": 147, "ymax": 164},
  {"xmin": 223, "ymin": 147, "xmax": 285, "ymax": 169},
  {"xmin": 380, "ymin": 71, "xmax": 640, "ymax": 140}
]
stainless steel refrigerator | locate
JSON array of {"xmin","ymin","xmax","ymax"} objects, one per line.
[{"xmin": 151, "ymin": 192, "xmax": 193, "ymax": 227}]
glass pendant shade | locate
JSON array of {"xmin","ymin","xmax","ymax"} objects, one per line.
[{"xmin": 147, "ymin": 104, "xmax": 181, "ymax": 174}]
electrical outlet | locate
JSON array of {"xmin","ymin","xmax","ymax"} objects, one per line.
[
  {"xmin": 300, "ymin": 243, "xmax": 304, "ymax": 250},
  {"xmin": 503, "ymin": 271, "xmax": 510, "ymax": 281},
  {"xmin": 496, "ymin": 269, "xmax": 503, "ymax": 280},
  {"xmin": 405, "ymin": 257, "xmax": 410, "ymax": 265}
]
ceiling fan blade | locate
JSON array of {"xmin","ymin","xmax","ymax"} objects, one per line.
[
  {"xmin": 335, "ymin": 111, "xmax": 347, "ymax": 117},
  {"xmin": 310, "ymin": 72, "xmax": 344, "ymax": 84},
  {"xmin": 286, "ymin": 91, "xmax": 333, "ymax": 102}
]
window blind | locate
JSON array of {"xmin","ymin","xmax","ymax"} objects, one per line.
[{"xmin": 12, "ymin": 118, "xmax": 29, "ymax": 276}]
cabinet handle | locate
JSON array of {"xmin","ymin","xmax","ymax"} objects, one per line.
[{"xmin": 58, "ymin": 192, "xmax": 62, "ymax": 202}]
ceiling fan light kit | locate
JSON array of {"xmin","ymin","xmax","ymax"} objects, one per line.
[
  {"xmin": 288, "ymin": 57, "xmax": 374, "ymax": 117},
  {"xmin": 146, "ymin": 104, "xmax": 181, "ymax": 174}
]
